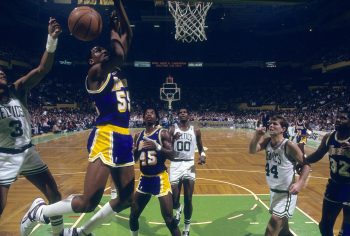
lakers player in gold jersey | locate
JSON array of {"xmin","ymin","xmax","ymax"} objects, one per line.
[
  {"xmin": 0, "ymin": 18, "xmax": 63, "ymax": 236},
  {"xmin": 21, "ymin": 1, "xmax": 134, "ymax": 236}
]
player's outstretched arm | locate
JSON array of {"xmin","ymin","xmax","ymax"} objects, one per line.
[
  {"xmin": 109, "ymin": 0, "xmax": 132, "ymax": 63},
  {"xmin": 304, "ymin": 134, "xmax": 329, "ymax": 164},
  {"xmin": 14, "ymin": 18, "xmax": 61, "ymax": 92},
  {"xmin": 195, "ymin": 128, "xmax": 206, "ymax": 165}
]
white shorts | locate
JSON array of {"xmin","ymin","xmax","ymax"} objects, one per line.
[
  {"xmin": 269, "ymin": 190, "xmax": 297, "ymax": 218},
  {"xmin": 169, "ymin": 160, "xmax": 195, "ymax": 184},
  {"xmin": 0, "ymin": 146, "xmax": 48, "ymax": 185}
]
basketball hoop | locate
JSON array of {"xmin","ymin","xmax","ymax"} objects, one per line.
[
  {"xmin": 168, "ymin": 1, "xmax": 212, "ymax": 43},
  {"xmin": 160, "ymin": 76, "xmax": 181, "ymax": 110}
]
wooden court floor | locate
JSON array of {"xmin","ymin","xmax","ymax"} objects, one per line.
[{"xmin": 0, "ymin": 129, "xmax": 341, "ymax": 235}]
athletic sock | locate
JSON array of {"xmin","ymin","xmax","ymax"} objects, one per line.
[
  {"xmin": 80, "ymin": 202, "xmax": 115, "ymax": 234},
  {"xmin": 184, "ymin": 218, "xmax": 191, "ymax": 232},
  {"xmin": 42, "ymin": 197, "xmax": 74, "ymax": 218},
  {"xmin": 50, "ymin": 216, "xmax": 63, "ymax": 236}
]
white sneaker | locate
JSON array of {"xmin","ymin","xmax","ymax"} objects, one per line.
[
  {"xmin": 60, "ymin": 228, "xmax": 93, "ymax": 236},
  {"xmin": 182, "ymin": 231, "xmax": 190, "ymax": 236},
  {"xmin": 20, "ymin": 198, "xmax": 48, "ymax": 236},
  {"xmin": 174, "ymin": 205, "xmax": 182, "ymax": 226}
]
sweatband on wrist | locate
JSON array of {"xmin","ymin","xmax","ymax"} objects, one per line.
[
  {"xmin": 46, "ymin": 34, "xmax": 58, "ymax": 53},
  {"xmin": 156, "ymin": 143, "xmax": 162, "ymax": 151}
]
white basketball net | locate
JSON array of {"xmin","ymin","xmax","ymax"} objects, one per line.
[{"xmin": 168, "ymin": 1, "xmax": 213, "ymax": 43}]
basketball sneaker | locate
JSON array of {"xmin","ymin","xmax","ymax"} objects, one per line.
[
  {"xmin": 20, "ymin": 198, "xmax": 49, "ymax": 236},
  {"xmin": 174, "ymin": 204, "xmax": 182, "ymax": 226},
  {"xmin": 60, "ymin": 228, "xmax": 93, "ymax": 236},
  {"xmin": 182, "ymin": 231, "xmax": 190, "ymax": 236}
]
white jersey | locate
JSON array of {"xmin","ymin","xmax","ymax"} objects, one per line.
[
  {"xmin": 173, "ymin": 124, "xmax": 197, "ymax": 161},
  {"xmin": 0, "ymin": 91, "xmax": 32, "ymax": 149},
  {"xmin": 265, "ymin": 139, "xmax": 296, "ymax": 191}
]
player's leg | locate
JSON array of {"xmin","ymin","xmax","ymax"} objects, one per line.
[
  {"xmin": 170, "ymin": 161, "xmax": 183, "ymax": 225},
  {"xmin": 20, "ymin": 147, "xmax": 63, "ymax": 236},
  {"xmin": 338, "ymin": 205, "xmax": 350, "ymax": 236},
  {"xmin": 129, "ymin": 191, "xmax": 151, "ymax": 235},
  {"xmin": 278, "ymin": 218, "xmax": 293, "ymax": 236},
  {"xmin": 75, "ymin": 165, "xmax": 134, "ymax": 235},
  {"xmin": 319, "ymin": 199, "xmax": 342, "ymax": 236},
  {"xmin": 171, "ymin": 181, "xmax": 183, "ymax": 225},
  {"xmin": 265, "ymin": 215, "xmax": 284, "ymax": 236},
  {"xmin": 0, "ymin": 185, "xmax": 10, "ymax": 216},
  {"xmin": 25, "ymin": 170, "xmax": 63, "ymax": 235},
  {"xmin": 159, "ymin": 192, "xmax": 181, "ymax": 236},
  {"xmin": 182, "ymin": 178, "xmax": 194, "ymax": 235}
]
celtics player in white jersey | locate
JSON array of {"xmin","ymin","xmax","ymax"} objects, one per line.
[
  {"xmin": 169, "ymin": 107, "xmax": 206, "ymax": 236},
  {"xmin": 0, "ymin": 18, "xmax": 63, "ymax": 235},
  {"xmin": 249, "ymin": 115, "xmax": 310, "ymax": 236}
]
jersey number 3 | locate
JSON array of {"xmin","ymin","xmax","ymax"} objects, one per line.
[{"xmin": 9, "ymin": 120, "xmax": 24, "ymax": 137}]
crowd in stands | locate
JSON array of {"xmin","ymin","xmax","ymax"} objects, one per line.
[{"xmin": 26, "ymin": 74, "xmax": 349, "ymax": 135}]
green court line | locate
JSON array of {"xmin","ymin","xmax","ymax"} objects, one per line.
[{"xmin": 31, "ymin": 195, "xmax": 320, "ymax": 236}]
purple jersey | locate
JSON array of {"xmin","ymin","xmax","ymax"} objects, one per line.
[
  {"xmin": 86, "ymin": 70, "xmax": 130, "ymax": 128},
  {"xmin": 135, "ymin": 127, "xmax": 167, "ymax": 175}
]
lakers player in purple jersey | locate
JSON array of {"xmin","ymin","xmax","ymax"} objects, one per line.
[
  {"xmin": 305, "ymin": 109, "xmax": 350, "ymax": 236},
  {"xmin": 129, "ymin": 107, "xmax": 181, "ymax": 236},
  {"xmin": 21, "ymin": 1, "xmax": 135, "ymax": 236}
]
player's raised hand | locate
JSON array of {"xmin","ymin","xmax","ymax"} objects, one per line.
[
  {"xmin": 48, "ymin": 17, "xmax": 62, "ymax": 39},
  {"xmin": 255, "ymin": 126, "xmax": 266, "ymax": 136},
  {"xmin": 109, "ymin": 10, "xmax": 120, "ymax": 32}
]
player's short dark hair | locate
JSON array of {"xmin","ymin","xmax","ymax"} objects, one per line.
[
  {"xmin": 178, "ymin": 106, "xmax": 189, "ymax": 114},
  {"xmin": 143, "ymin": 106, "xmax": 160, "ymax": 124},
  {"xmin": 270, "ymin": 115, "xmax": 289, "ymax": 131}
]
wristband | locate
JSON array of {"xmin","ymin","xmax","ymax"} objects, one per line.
[
  {"xmin": 156, "ymin": 143, "xmax": 162, "ymax": 151},
  {"xmin": 200, "ymin": 152, "xmax": 206, "ymax": 157},
  {"xmin": 46, "ymin": 34, "xmax": 58, "ymax": 53}
]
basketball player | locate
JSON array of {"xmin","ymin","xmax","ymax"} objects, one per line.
[
  {"xmin": 249, "ymin": 115, "xmax": 311, "ymax": 236},
  {"xmin": 21, "ymin": 1, "xmax": 135, "ymax": 236},
  {"xmin": 305, "ymin": 109, "xmax": 350, "ymax": 236},
  {"xmin": 169, "ymin": 107, "xmax": 206, "ymax": 236},
  {"xmin": 129, "ymin": 107, "xmax": 181, "ymax": 236},
  {"xmin": 0, "ymin": 18, "xmax": 63, "ymax": 236},
  {"xmin": 295, "ymin": 116, "xmax": 312, "ymax": 155}
]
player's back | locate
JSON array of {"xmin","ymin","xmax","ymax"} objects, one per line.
[
  {"xmin": 135, "ymin": 127, "xmax": 167, "ymax": 175},
  {"xmin": 86, "ymin": 70, "xmax": 130, "ymax": 128},
  {"xmin": 0, "ymin": 90, "xmax": 31, "ymax": 149}
]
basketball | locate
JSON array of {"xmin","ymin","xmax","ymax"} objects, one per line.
[{"xmin": 68, "ymin": 6, "xmax": 102, "ymax": 41}]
